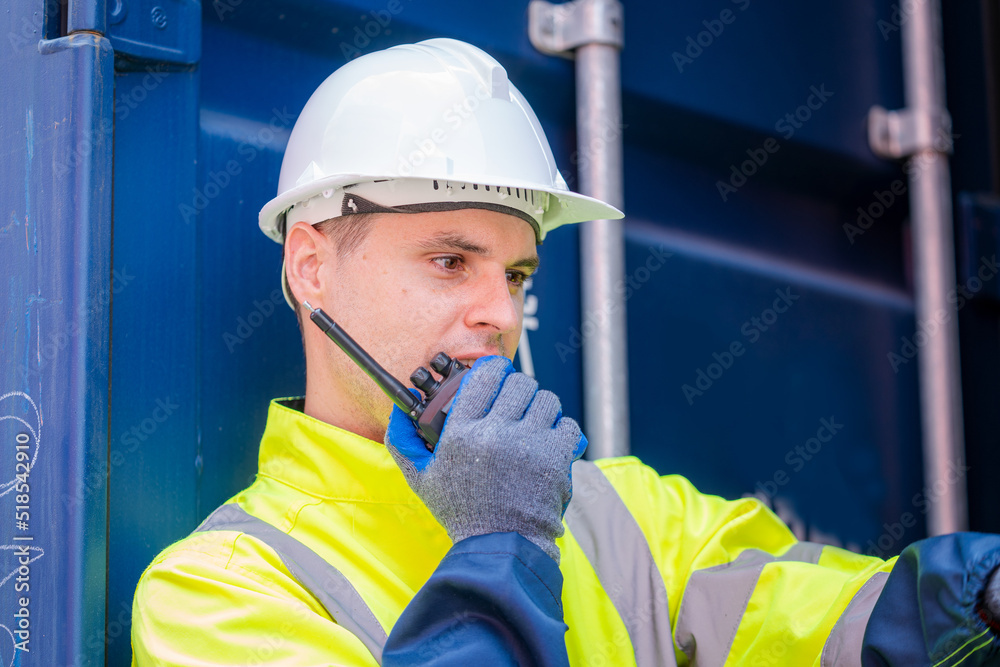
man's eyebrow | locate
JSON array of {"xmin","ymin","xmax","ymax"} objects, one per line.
[
  {"xmin": 511, "ymin": 255, "xmax": 540, "ymax": 272},
  {"xmin": 414, "ymin": 232, "xmax": 489, "ymax": 255},
  {"xmin": 414, "ymin": 232, "xmax": 540, "ymax": 271}
]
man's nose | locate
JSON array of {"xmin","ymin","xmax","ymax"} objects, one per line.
[{"xmin": 463, "ymin": 271, "xmax": 520, "ymax": 335}]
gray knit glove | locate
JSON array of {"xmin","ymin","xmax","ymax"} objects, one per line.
[{"xmin": 384, "ymin": 356, "xmax": 587, "ymax": 563}]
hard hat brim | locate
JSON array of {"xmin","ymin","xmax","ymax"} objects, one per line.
[{"xmin": 259, "ymin": 174, "xmax": 624, "ymax": 247}]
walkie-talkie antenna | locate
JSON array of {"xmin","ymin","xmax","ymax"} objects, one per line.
[{"xmin": 303, "ymin": 301, "xmax": 420, "ymax": 415}]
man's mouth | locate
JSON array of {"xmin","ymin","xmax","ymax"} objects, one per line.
[
  {"xmin": 422, "ymin": 356, "xmax": 479, "ymax": 382},
  {"xmin": 453, "ymin": 350, "xmax": 500, "ymax": 368}
]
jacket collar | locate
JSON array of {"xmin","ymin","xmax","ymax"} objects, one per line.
[{"xmin": 258, "ymin": 397, "xmax": 422, "ymax": 504}]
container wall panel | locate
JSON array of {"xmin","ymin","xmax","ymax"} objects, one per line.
[{"xmin": 6, "ymin": 0, "xmax": 995, "ymax": 663}]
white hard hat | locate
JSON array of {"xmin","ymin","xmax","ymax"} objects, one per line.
[{"xmin": 258, "ymin": 37, "xmax": 624, "ymax": 308}]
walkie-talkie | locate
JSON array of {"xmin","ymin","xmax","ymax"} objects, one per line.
[{"xmin": 303, "ymin": 301, "xmax": 469, "ymax": 451}]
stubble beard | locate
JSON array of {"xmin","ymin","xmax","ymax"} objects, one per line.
[
  {"xmin": 335, "ymin": 336, "xmax": 412, "ymax": 441},
  {"xmin": 340, "ymin": 330, "xmax": 510, "ymax": 439}
]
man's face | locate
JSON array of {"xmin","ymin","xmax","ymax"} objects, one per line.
[{"xmin": 306, "ymin": 208, "xmax": 538, "ymax": 438}]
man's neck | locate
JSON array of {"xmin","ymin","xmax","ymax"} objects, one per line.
[{"xmin": 303, "ymin": 376, "xmax": 388, "ymax": 443}]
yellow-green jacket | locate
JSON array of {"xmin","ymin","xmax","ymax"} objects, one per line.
[{"xmin": 131, "ymin": 398, "xmax": 1000, "ymax": 665}]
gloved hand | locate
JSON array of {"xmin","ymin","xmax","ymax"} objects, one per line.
[{"xmin": 385, "ymin": 355, "xmax": 587, "ymax": 563}]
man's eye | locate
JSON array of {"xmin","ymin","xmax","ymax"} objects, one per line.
[
  {"xmin": 506, "ymin": 270, "xmax": 527, "ymax": 287},
  {"xmin": 433, "ymin": 256, "xmax": 461, "ymax": 271}
]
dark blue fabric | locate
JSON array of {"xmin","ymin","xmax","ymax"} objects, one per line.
[
  {"xmin": 383, "ymin": 532, "xmax": 569, "ymax": 667},
  {"xmin": 862, "ymin": 533, "xmax": 1000, "ymax": 666}
]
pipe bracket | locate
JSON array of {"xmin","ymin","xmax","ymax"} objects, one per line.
[
  {"xmin": 868, "ymin": 105, "xmax": 953, "ymax": 159},
  {"xmin": 528, "ymin": 0, "xmax": 624, "ymax": 58}
]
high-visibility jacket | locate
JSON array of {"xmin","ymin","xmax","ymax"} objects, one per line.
[{"xmin": 131, "ymin": 398, "xmax": 1000, "ymax": 665}]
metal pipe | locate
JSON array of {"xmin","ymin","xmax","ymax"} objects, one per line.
[
  {"xmin": 903, "ymin": 0, "xmax": 968, "ymax": 534},
  {"xmin": 576, "ymin": 43, "xmax": 630, "ymax": 458},
  {"xmin": 528, "ymin": 0, "xmax": 628, "ymax": 458}
]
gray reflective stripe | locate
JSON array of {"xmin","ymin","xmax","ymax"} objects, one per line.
[
  {"xmin": 821, "ymin": 571, "xmax": 889, "ymax": 666},
  {"xmin": 565, "ymin": 460, "xmax": 678, "ymax": 667},
  {"xmin": 779, "ymin": 541, "xmax": 825, "ymax": 564},
  {"xmin": 674, "ymin": 542, "xmax": 827, "ymax": 666},
  {"xmin": 195, "ymin": 504, "xmax": 387, "ymax": 664}
]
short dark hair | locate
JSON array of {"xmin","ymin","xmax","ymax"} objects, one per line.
[
  {"xmin": 288, "ymin": 212, "xmax": 379, "ymax": 320},
  {"xmin": 314, "ymin": 212, "xmax": 379, "ymax": 259}
]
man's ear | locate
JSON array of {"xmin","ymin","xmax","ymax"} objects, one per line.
[{"xmin": 285, "ymin": 221, "xmax": 335, "ymax": 309}]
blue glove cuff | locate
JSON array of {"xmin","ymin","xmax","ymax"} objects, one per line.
[{"xmin": 385, "ymin": 389, "xmax": 434, "ymax": 472}]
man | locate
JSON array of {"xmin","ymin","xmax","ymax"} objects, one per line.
[{"xmin": 132, "ymin": 38, "xmax": 1000, "ymax": 665}]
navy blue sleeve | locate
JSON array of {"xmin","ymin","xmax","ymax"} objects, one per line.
[
  {"xmin": 862, "ymin": 533, "xmax": 1000, "ymax": 666},
  {"xmin": 382, "ymin": 531, "xmax": 570, "ymax": 667}
]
